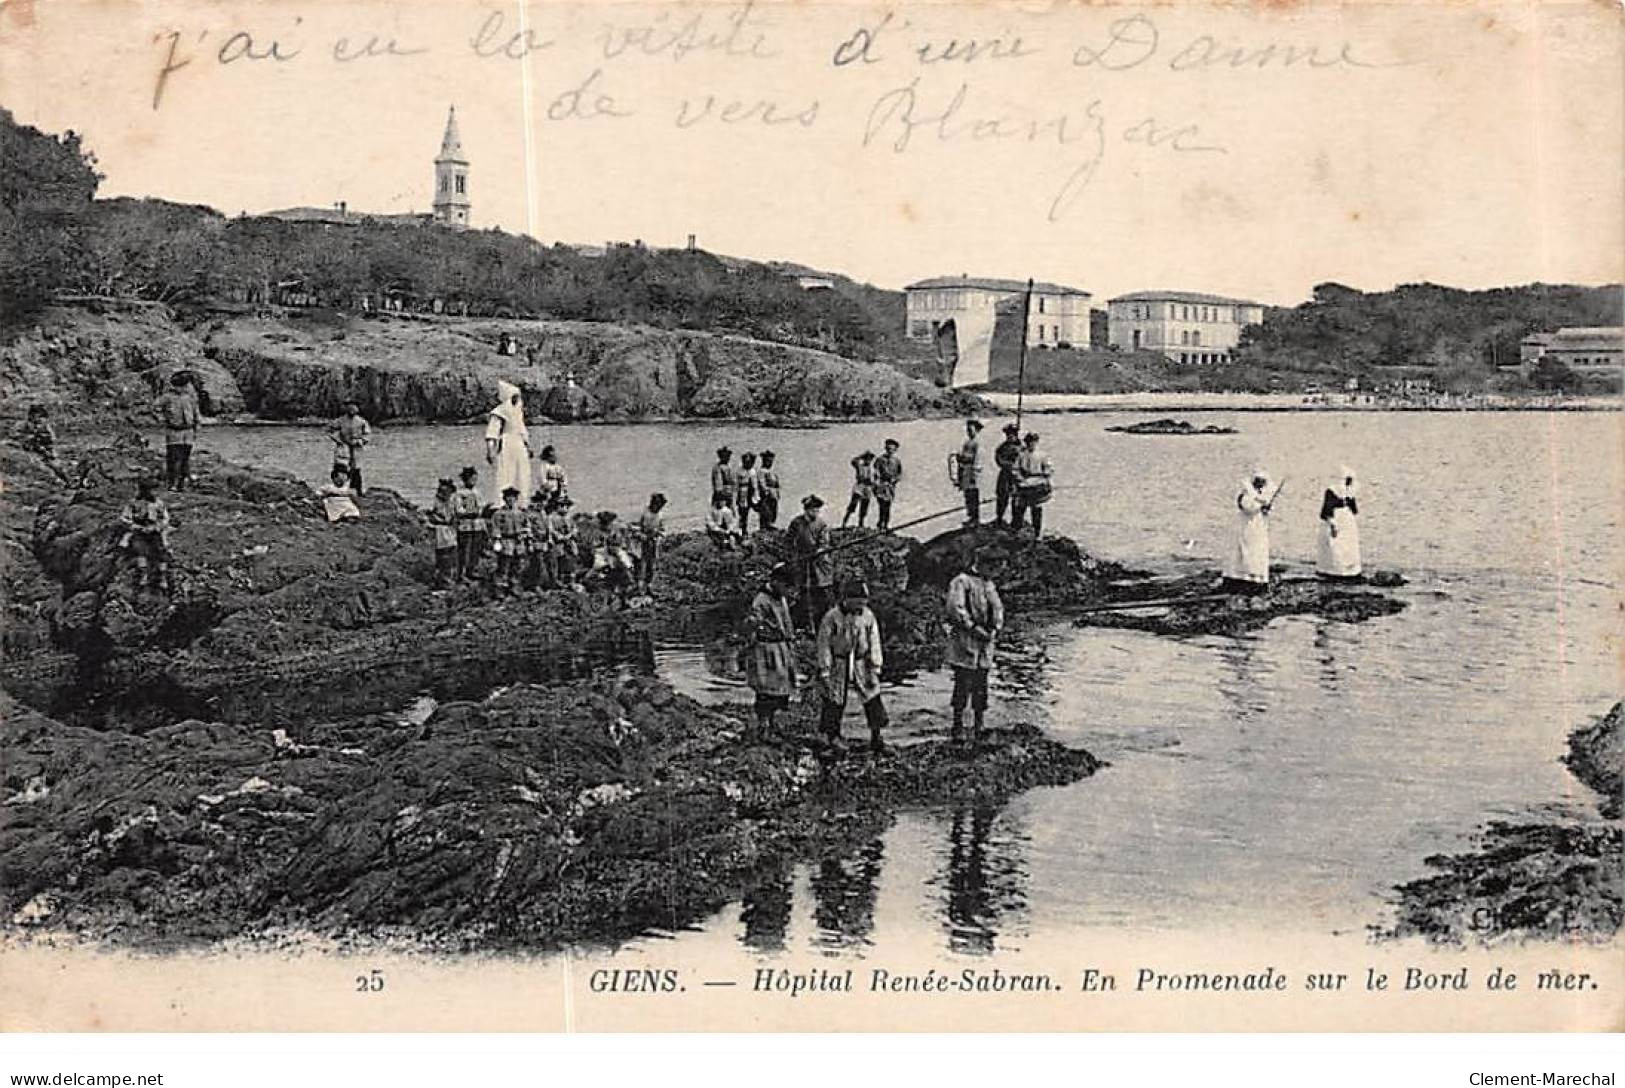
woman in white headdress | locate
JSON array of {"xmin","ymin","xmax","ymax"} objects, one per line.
[
  {"xmin": 485, "ymin": 380, "xmax": 533, "ymax": 507},
  {"xmin": 1316, "ymin": 466, "xmax": 1362, "ymax": 580},
  {"xmin": 1223, "ymin": 469, "xmax": 1275, "ymax": 595}
]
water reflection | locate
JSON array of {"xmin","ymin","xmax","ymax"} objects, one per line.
[
  {"xmin": 1312, "ymin": 620, "xmax": 1348, "ymax": 696},
  {"xmin": 810, "ymin": 838, "xmax": 886, "ymax": 951},
  {"xmin": 738, "ymin": 869, "xmax": 794, "ymax": 954},
  {"xmin": 939, "ymin": 805, "xmax": 1031, "ymax": 956},
  {"xmin": 196, "ymin": 623, "xmax": 658, "ymax": 726},
  {"xmin": 1214, "ymin": 636, "xmax": 1271, "ymax": 721}
]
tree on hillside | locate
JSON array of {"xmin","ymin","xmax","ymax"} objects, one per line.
[{"xmin": 0, "ymin": 108, "xmax": 102, "ymax": 323}]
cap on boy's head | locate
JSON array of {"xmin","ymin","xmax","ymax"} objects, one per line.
[
  {"xmin": 343, "ymin": 401, "xmax": 360, "ymax": 413},
  {"xmin": 768, "ymin": 564, "xmax": 796, "ymax": 586},
  {"xmin": 331, "ymin": 465, "xmax": 351, "ymax": 480},
  {"xmin": 542, "ymin": 444, "xmax": 556, "ymax": 458},
  {"xmin": 436, "ymin": 477, "xmax": 455, "ymax": 491},
  {"xmin": 858, "ymin": 450, "xmax": 874, "ymax": 460},
  {"xmin": 501, "ymin": 486, "xmax": 520, "ymax": 499},
  {"xmin": 1023, "ymin": 431, "xmax": 1040, "ymax": 445},
  {"xmin": 597, "ymin": 510, "xmax": 616, "ymax": 523},
  {"xmin": 717, "ymin": 446, "xmax": 732, "ymax": 457},
  {"xmin": 966, "ymin": 419, "xmax": 984, "ymax": 430},
  {"xmin": 760, "ymin": 450, "xmax": 775, "ymax": 462},
  {"xmin": 170, "ymin": 371, "xmax": 192, "ymax": 387},
  {"xmin": 1003, "ymin": 422, "xmax": 1020, "ymax": 436},
  {"xmin": 842, "ymin": 579, "xmax": 870, "ymax": 602},
  {"xmin": 802, "ymin": 493, "xmax": 824, "ymax": 509},
  {"xmin": 460, "ymin": 466, "xmax": 478, "ymax": 481},
  {"xmin": 650, "ymin": 492, "xmax": 667, "ymax": 505},
  {"xmin": 884, "ymin": 438, "xmax": 899, "ymax": 449},
  {"xmin": 28, "ymin": 403, "xmax": 48, "ymax": 417},
  {"xmin": 531, "ymin": 491, "xmax": 547, "ymax": 505}
]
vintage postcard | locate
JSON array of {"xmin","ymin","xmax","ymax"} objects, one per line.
[{"xmin": 0, "ymin": 0, "xmax": 1620, "ymax": 1034}]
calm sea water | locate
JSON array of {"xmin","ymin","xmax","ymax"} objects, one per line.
[{"xmin": 200, "ymin": 410, "xmax": 1622, "ymax": 946}]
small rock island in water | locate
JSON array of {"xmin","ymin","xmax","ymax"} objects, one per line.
[{"xmin": 1105, "ymin": 418, "xmax": 1239, "ymax": 436}]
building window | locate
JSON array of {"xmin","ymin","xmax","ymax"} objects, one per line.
[
  {"xmin": 455, "ymin": 175, "xmax": 466, "ymax": 195},
  {"xmin": 439, "ymin": 176, "xmax": 448, "ymax": 192},
  {"xmin": 1192, "ymin": 330, "xmax": 1201, "ymax": 345},
  {"xmin": 1038, "ymin": 297, "xmax": 1046, "ymax": 314},
  {"xmin": 1053, "ymin": 325, "xmax": 1060, "ymax": 342}
]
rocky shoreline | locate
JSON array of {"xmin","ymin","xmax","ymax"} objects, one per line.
[
  {"xmin": 0, "ymin": 427, "xmax": 1419, "ymax": 949},
  {"xmin": 1382, "ymin": 703, "xmax": 1622, "ymax": 946}
]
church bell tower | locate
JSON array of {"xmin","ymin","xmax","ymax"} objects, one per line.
[{"xmin": 433, "ymin": 105, "xmax": 470, "ymax": 229}]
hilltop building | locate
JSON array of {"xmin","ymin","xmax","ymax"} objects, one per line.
[
  {"xmin": 1107, "ymin": 291, "xmax": 1265, "ymax": 364},
  {"xmin": 1517, "ymin": 327, "xmax": 1623, "ymax": 376},
  {"xmin": 263, "ymin": 106, "xmax": 469, "ymax": 230},
  {"xmin": 433, "ymin": 105, "xmax": 471, "ymax": 229},
  {"xmin": 905, "ymin": 276, "xmax": 1091, "ymax": 347}
]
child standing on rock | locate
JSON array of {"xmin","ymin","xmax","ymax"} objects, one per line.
[
  {"xmin": 525, "ymin": 491, "xmax": 553, "ymax": 591},
  {"xmin": 428, "ymin": 477, "xmax": 459, "ymax": 589},
  {"xmin": 548, "ymin": 495, "xmax": 580, "ymax": 591},
  {"xmin": 489, "ymin": 487, "xmax": 527, "ymax": 595},
  {"xmin": 635, "ymin": 492, "xmax": 667, "ymax": 594},
  {"xmin": 454, "ymin": 467, "xmax": 486, "ymax": 581}
]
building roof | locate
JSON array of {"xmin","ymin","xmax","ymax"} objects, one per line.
[
  {"xmin": 905, "ymin": 275, "xmax": 1090, "ymax": 298},
  {"xmin": 438, "ymin": 105, "xmax": 465, "ymax": 162},
  {"xmin": 1110, "ymin": 290, "xmax": 1264, "ymax": 307},
  {"xmin": 1550, "ymin": 326, "xmax": 1624, "ymax": 346}
]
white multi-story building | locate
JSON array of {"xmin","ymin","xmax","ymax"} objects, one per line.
[
  {"xmin": 1107, "ymin": 291, "xmax": 1265, "ymax": 364},
  {"xmin": 904, "ymin": 276, "xmax": 1092, "ymax": 348}
]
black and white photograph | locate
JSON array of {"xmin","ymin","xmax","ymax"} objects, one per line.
[{"xmin": 0, "ymin": 0, "xmax": 1620, "ymax": 1043}]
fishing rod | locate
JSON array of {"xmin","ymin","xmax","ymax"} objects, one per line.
[{"xmin": 801, "ymin": 497, "xmax": 999, "ymax": 564}]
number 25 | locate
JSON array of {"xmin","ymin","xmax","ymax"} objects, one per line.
[{"xmin": 355, "ymin": 969, "xmax": 385, "ymax": 993}]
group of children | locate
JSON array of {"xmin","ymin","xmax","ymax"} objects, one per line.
[
  {"xmin": 706, "ymin": 446, "xmax": 783, "ymax": 549},
  {"xmin": 426, "ymin": 463, "xmax": 668, "ymax": 605}
]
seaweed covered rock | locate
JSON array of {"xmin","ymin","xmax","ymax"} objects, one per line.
[
  {"xmin": 1078, "ymin": 578, "xmax": 1407, "ymax": 638},
  {"xmin": 0, "ymin": 678, "xmax": 1099, "ymax": 950},
  {"xmin": 1567, "ymin": 702, "xmax": 1622, "ymax": 819},
  {"xmin": 1382, "ymin": 701, "xmax": 1623, "ymax": 946},
  {"xmin": 906, "ymin": 524, "xmax": 1138, "ymax": 604},
  {"xmin": 1385, "ymin": 823, "xmax": 1622, "ymax": 946}
]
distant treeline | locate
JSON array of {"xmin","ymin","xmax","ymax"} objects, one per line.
[
  {"xmin": 0, "ymin": 109, "xmax": 905, "ymax": 360},
  {"xmin": 1236, "ymin": 281, "xmax": 1621, "ymax": 385}
]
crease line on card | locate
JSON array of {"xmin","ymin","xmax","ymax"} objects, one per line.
[{"xmin": 519, "ymin": 0, "xmax": 539, "ymax": 239}]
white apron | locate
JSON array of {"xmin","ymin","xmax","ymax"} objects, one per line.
[
  {"xmin": 1316, "ymin": 477, "xmax": 1362, "ymax": 577},
  {"xmin": 1224, "ymin": 483, "xmax": 1271, "ymax": 584}
]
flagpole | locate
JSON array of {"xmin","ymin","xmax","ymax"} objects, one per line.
[{"xmin": 1015, "ymin": 278, "xmax": 1034, "ymax": 431}]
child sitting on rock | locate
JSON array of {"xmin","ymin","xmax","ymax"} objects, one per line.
[
  {"xmin": 592, "ymin": 510, "xmax": 635, "ymax": 609},
  {"xmin": 118, "ymin": 479, "xmax": 172, "ymax": 592},
  {"xmin": 318, "ymin": 465, "xmax": 362, "ymax": 523}
]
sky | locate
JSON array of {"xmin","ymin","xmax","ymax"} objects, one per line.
[{"xmin": 3, "ymin": 0, "xmax": 1622, "ymax": 305}]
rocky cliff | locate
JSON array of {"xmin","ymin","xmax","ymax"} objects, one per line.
[
  {"xmin": 208, "ymin": 311, "xmax": 983, "ymax": 423},
  {"xmin": 2, "ymin": 304, "xmax": 982, "ymax": 429}
]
